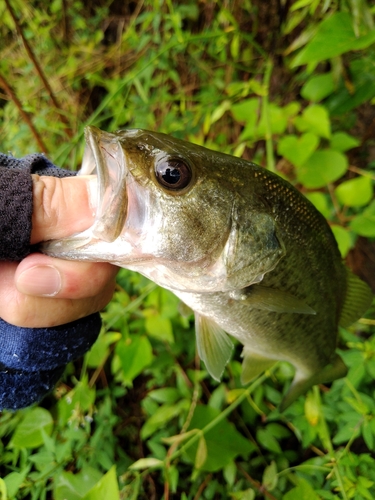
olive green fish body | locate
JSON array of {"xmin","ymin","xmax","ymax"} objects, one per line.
[
  {"xmin": 43, "ymin": 127, "xmax": 372, "ymax": 409},
  {"xmin": 172, "ymin": 163, "xmax": 350, "ymax": 407}
]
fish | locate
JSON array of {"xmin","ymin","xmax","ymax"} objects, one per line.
[{"xmin": 43, "ymin": 126, "xmax": 373, "ymax": 410}]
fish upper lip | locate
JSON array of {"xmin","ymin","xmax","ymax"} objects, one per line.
[
  {"xmin": 84, "ymin": 126, "xmax": 129, "ymax": 242},
  {"xmin": 85, "ymin": 126, "xmax": 110, "ymax": 204}
]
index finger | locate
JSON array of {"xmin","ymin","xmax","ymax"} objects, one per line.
[{"xmin": 31, "ymin": 175, "xmax": 97, "ymax": 244}]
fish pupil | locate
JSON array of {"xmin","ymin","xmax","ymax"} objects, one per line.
[
  {"xmin": 162, "ymin": 167, "xmax": 180, "ymax": 184},
  {"xmin": 156, "ymin": 159, "xmax": 192, "ymax": 190}
]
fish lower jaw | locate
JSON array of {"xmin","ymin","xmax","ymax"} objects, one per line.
[
  {"xmin": 41, "ymin": 233, "xmax": 137, "ymax": 263},
  {"xmin": 41, "ymin": 236, "xmax": 94, "ymax": 258}
]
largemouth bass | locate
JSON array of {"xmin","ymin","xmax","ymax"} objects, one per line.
[{"xmin": 43, "ymin": 126, "xmax": 373, "ymax": 410}]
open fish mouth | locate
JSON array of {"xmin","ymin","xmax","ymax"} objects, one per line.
[
  {"xmin": 81, "ymin": 126, "xmax": 129, "ymax": 243},
  {"xmin": 41, "ymin": 126, "xmax": 130, "ymax": 257}
]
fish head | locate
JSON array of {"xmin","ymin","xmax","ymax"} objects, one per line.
[{"xmin": 43, "ymin": 127, "xmax": 285, "ymax": 292}]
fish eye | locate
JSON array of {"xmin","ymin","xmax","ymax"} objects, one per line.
[{"xmin": 155, "ymin": 158, "xmax": 192, "ymax": 191}]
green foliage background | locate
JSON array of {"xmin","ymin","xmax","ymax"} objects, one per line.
[{"xmin": 1, "ymin": 0, "xmax": 375, "ymax": 498}]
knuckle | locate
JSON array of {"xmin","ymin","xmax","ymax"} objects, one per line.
[
  {"xmin": 40, "ymin": 177, "xmax": 64, "ymax": 225},
  {"xmin": 32, "ymin": 176, "xmax": 65, "ymax": 240}
]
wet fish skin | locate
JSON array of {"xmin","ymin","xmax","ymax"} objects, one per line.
[{"xmin": 43, "ymin": 126, "xmax": 372, "ymax": 409}]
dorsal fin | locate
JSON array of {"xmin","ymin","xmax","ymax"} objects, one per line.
[
  {"xmin": 195, "ymin": 314, "xmax": 234, "ymax": 381},
  {"xmin": 339, "ymin": 268, "xmax": 373, "ymax": 328}
]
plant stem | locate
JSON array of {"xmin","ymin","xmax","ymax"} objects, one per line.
[
  {"xmin": 167, "ymin": 367, "xmax": 276, "ymax": 464},
  {"xmin": 4, "ymin": 0, "xmax": 72, "ymax": 136},
  {"xmin": 237, "ymin": 463, "xmax": 278, "ymax": 500},
  {"xmin": 103, "ymin": 282, "xmax": 157, "ymax": 333},
  {"xmin": 192, "ymin": 473, "xmax": 212, "ymax": 500},
  {"xmin": 0, "ymin": 73, "xmax": 48, "ymax": 153},
  {"xmin": 262, "ymin": 59, "xmax": 275, "ymax": 172},
  {"xmin": 314, "ymin": 386, "xmax": 348, "ymax": 500},
  {"xmin": 349, "ymin": 165, "xmax": 375, "ymax": 180}
]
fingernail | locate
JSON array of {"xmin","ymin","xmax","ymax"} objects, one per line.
[{"xmin": 17, "ymin": 265, "xmax": 62, "ymax": 296}]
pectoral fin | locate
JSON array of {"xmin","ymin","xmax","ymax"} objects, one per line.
[
  {"xmin": 230, "ymin": 284, "xmax": 316, "ymax": 315},
  {"xmin": 241, "ymin": 348, "xmax": 276, "ymax": 385},
  {"xmin": 224, "ymin": 202, "xmax": 286, "ymax": 290},
  {"xmin": 339, "ymin": 268, "xmax": 373, "ymax": 328},
  {"xmin": 195, "ymin": 314, "xmax": 234, "ymax": 381}
]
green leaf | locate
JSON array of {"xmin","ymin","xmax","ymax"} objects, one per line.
[
  {"xmin": 208, "ymin": 384, "xmax": 226, "ymax": 410},
  {"xmin": 357, "ymin": 476, "xmax": 375, "ymax": 500},
  {"xmin": 116, "ymin": 335, "xmax": 153, "ymax": 384},
  {"xmin": 72, "ymin": 378, "xmax": 96, "ymax": 410},
  {"xmin": 290, "ymin": 0, "xmax": 315, "ymax": 11},
  {"xmin": 326, "ymin": 57, "xmax": 375, "ymax": 115},
  {"xmin": 262, "ymin": 461, "xmax": 278, "ymax": 491},
  {"xmin": 231, "ymin": 98, "xmax": 259, "ymax": 122},
  {"xmin": 185, "ymin": 406, "xmax": 254, "ymax": 472},
  {"xmin": 57, "ymin": 377, "xmax": 96, "ymax": 427},
  {"xmin": 230, "ymin": 489, "xmax": 255, "ymax": 500},
  {"xmin": 82, "ymin": 466, "xmax": 119, "ymax": 500},
  {"xmin": 3, "ymin": 470, "xmax": 29, "ymax": 499},
  {"xmin": 291, "ymin": 12, "xmax": 375, "ymax": 67},
  {"xmin": 195, "ymin": 435, "xmax": 208, "ymax": 469},
  {"xmin": 283, "ymin": 477, "xmax": 321, "ymax": 500},
  {"xmin": 256, "ymin": 103, "xmax": 289, "ymax": 138},
  {"xmin": 210, "ymin": 100, "xmax": 231, "ymax": 125},
  {"xmin": 362, "ymin": 421, "xmax": 374, "ymax": 450},
  {"xmin": 277, "ymin": 133, "xmax": 319, "ymax": 167},
  {"xmin": 304, "ymin": 192, "xmax": 331, "ymax": 218},
  {"xmin": 294, "ymin": 105, "xmax": 331, "ymax": 138},
  {"xmin": 223, "ymin": 461, "xmax": 237, "ymax": 487},
  {"xmin": 331, "ymin": 225, "xmax": 353, "ymax": 257},
  {"xmin": 265, "ymin": 423, "xmax": 291, "ymax": 439},
  {"xmin": 145, "ymin": 315, "xmax": 174, "ymax": 343},
  {"xmin": 359, "ymin": 475, "xmax": 375, "ymax": 490},
  {"xmin": 283, "ymin": 101, "xmax": 301, "ymax": 118},
  {"xmin": 296, "ymin": 149, "xmax": 348, "ymax": 188},
  {"xmin": 86, "ymin": 332, "xmax": 121, "ymax": 368},
  {"xmin": 159, "ymin": 288, "xmax": 180, "ymax": 318},
  {"xmin": 141, "ymin": 400, "xmax": 188, "ymax": 440},
  {"xmin": 256, "ymin": 428, "xmax": 282, "ymax": 453},
  {"xmin": 147, "ymin": 387, "xmax": 181, "ymax": 404},
  {"xmin": 345, "ymin": 396, "xmax": 370, "ymax": 415},
  {"xmin": 301, "ymin": 73, "xmax": 335, "ymax": 101},
  {"xmin": 235, "ymin": 99, "xmax": 260, "ymax": 141},
  {"xmin": 335, "ymin": 176, "xmax": 373, "ymax": 207},
  {"xmin": 350, "ymin": 200, "xmax": 375, "ymax": 237},
  {"xmin": 167, "ymin": 464, "xmax": 179, "ymax": 493},
  {"xmin": 54, "ymin": 467, "xmax": 103, "ymax": 500},
  {"xmin": 0, "ymin": 479, "xmax": 6, "ymax": 500},
  {"xmin": 304, "ymin": 389, "xmax": 320, "ymax": 426},
  {"xmin": 330, "ymin": 132, "xmax": 360, "ymax": 152},
  {"xmin": 128, "ymin": 458, "xmax": 164, "ymax": 470},
  {"xmin": 333, "ymin": 422, "xmax": 361, "ymax": 445},
  {"xmin": 10, "ymin": 408, "xmax": 53, "ymax": 449}
]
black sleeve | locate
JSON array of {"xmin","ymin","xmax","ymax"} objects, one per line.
[
  {"xmin": 0, "ymin": 167, "xmax": 33, "ymax": 260},
  {"xmin": 0, "ymin": 152, "xmax": 75, "ymax": 261},
  {"xmin": 0, "ymin": 153, "xmax": 101, "ymax": 411}
]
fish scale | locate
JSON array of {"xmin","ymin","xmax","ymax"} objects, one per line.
[{"xmin": 43, "ymin": 126, "xmax": 373, "ymax": 410}]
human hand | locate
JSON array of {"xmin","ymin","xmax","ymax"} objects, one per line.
[{"xmin": 0, "ymin": 175, "xmax": 118, "ymax": 328}]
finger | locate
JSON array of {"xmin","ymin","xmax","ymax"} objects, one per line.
[
  {"xmin": 3, "ymin": 283, "xmax": 115, "ymax": 328},
  {"xmin": 15, "ymin": 253, "xmax": 119, "ymax": 299},
  {"xmin": 31, "ymin": 175, "xmax": 97, "ymax": 244},
  {"xmin": 0, "ymin": 261, "xmax": 116, "ymax": 328}
]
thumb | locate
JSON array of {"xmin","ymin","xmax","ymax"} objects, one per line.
[{"xmin": 31, "ymin": 174, "xmax": 97, "ymax": 244}]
